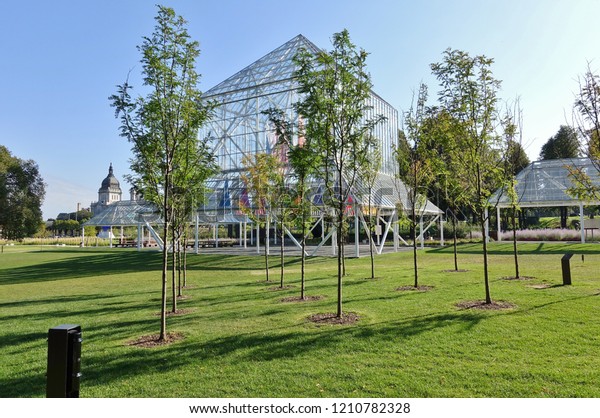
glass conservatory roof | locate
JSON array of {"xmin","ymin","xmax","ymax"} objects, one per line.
[
  {"xmin": 200, "ymin": 172, "xmax": 441, "ymax": 217},
  {"xmin": 492, "ymin": 157, "xmax": 600, "ymax": 208},
  {"xmin": 84, "ymin": 200, "xmax": 163, "ymax": 227}
]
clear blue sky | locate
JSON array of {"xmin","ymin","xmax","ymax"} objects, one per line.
[{"xmin": 1, "ymin": 0, "xmax": 599, "ymax": 219}]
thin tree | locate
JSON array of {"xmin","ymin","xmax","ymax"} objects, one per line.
[
  {"xmin": 241, "ymin": 153, "xmax": 283, "ymax": 283},
  {"xmin": 358, "ymin": 140, "xmax": 381, "ymax": 280},
  {"xmin": 501, "ymin": 100, "xmax": 526, "ymax": 279},
  {"xmin": 294, "ymin": 30, "xmax": 384, "ymax": 318},
  {"xmin": 264, "ymin": 109, "xmax": 321, "ymax": 299},
  {"xmin": 431, "ymin": 48, "xmax": 505, "ymax": 305},
  {"xmin": 110, "ymin": 5, "xmax": 214, "ymax": 340},
  {"xmin": 395, "ymin": 83, "xmax": 436, "ymax": 288}
]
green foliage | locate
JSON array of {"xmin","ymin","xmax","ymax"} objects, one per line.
[
  {"xmin": 109, "ymin": 5, "xmax": 215, "ymax": 339},
  {"xmin": 431, "ymin": 48, "xmax": 505, "ymax": 303},
  {"xmin": 294, "ymin": 29, "xmax": 384, "ymax": 316},
  {"xmin": 539, "ymin": 125, "xmax": 580, "ymax": 160},
  {"xmin": 0, "ymin": 146, "xmax": 46, "ymax": 240},
  {"xmin": 574, "ymin": 64, "xmax": 600, "ymax": 165},
  {"xmin": 2, "ymin": 244, "xmax": 600, "ymax": 397}
]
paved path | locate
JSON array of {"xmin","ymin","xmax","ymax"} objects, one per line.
[{"xmin": 192, "ymin": 243, "xmax": 413, "ymax": 257}]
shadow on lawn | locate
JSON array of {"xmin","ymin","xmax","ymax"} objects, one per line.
[
  {"xmin": 0, "ymin": 251, "xmax": 163, "ymax": 286},
  {"xmin": 0, "ymin": 310, "xmax": 485, "ymax": 397},
  {"xmin": 429, "ymin": 242, "xmax": 600, "ymax": 256}
]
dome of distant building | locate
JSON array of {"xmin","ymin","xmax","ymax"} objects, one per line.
[
  {"xmin": 100, "ymin": 163, "xmax": 121, "ymax": 191},
  {"xmin": 91, "ymin": 163, "xmax": 122, "ymax": 214}
]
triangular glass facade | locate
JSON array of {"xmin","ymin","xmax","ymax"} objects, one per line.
[{"xmin": 199, "ymin": 34, "xmax": 434, "ymax": 218}]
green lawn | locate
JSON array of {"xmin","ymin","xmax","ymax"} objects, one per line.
[{"xmin": 1, "ymin": 243, "xmax": 599, "ymax": 397}]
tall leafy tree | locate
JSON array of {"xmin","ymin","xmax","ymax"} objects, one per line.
[
  {"xmin": 539, "ymin": 125, "xmax": 580, "ymax": 160},
  {"xmin": 294, "ymin": 29, "xmax": 383, "ymax": 318},
  {"xmin": 421, "ymin": 109, "xmax": 468, "ymax": 271},
  {"xmin": 568, "ymin": 65, "xmax": 600, "ymax": 201},
  {"xmin": 431, "ymin": 48, "xmax": 504, "ymax": 305},
  {"xmin": 0, "ymin": 146, "xmax": 45, "ymax": 240},
  {"xmin": 110, "ymin": 5, "xmax": 215, "ymax": 341}
]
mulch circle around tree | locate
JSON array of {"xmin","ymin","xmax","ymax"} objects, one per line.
[
  {"xmin": 527, "ymin": 283, "xmax": 553, "ymax": 290},
  {"xmin": 267, "ymin": 285, "xmax": 295, "ymax": 291},
  {"xmin": 396, "ymin": 285, "xmax": 434, "ymax": 292},
  {"xmin": 280, "ymin": 295, "xmax": 324, "ymax": 303},
  {"xmin": 177, "ymin": 294, "xmax": 191, "ymax": 300},
  {"xmin": 307, "ymin": 312, "xmax": 359, "ymax": 325},
  {"xmin": 154, "ymin": 308, "xmax": 195, "ymax": 317},
  {"xmin": 455, "ymin": 300, "xmax": 516, "ymax": 310},
  {"xmin": 442, "ymin": 269, "xmax": 469, "ymax": 273},
  {"xmin": 127, "ymin": 332, "xmax": 185, "ymax": 348},
  {"xmin": 501, "ymin": 276, "xmax": 536, "ymax": 281},
  {"xmin": 182, "ymin": 284, "xmax": 197, "ymax": 289}
]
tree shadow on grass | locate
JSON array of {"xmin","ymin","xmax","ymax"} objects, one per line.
[
  {"xmin": 0, "ymin": 310, "xmax": 485, "ymax": 397},
  {"xmin": 0, "ymin": 251, "xmax": 163, "ymax": 286},
  {"xmin": 429, "ymin": 242, "xmax": 600, "ymax": 256}
]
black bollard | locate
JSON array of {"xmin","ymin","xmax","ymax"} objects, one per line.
[
  {"xmin": 561, "ymin": 253, "xmax": 573, "ymax": 286},
  {"xmin": 46, "ymin": 324, "xmax": 82, "ymax": 398}
]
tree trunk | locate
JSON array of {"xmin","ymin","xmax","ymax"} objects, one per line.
[
  {"xmin": 159, "ymin": 208, "xmax": 169, "ymax": 341},
  {"xmin": 452, "ymin": 215, "xmax": 459, "ymax": 271},
  {"xmin": 300, "ymin": 186, "xmax": 306, "ymax": 300},
  {"xmin": 264, "ymin": 217, "xmax": 270, "ymax": 282},
  {"xmin": 512, "ymin": 206, "xmax": 520, "ymax": 279},
  {"xmin": 280, "ymin": 217, "xmax": 285, "ymax": 288},
  {"xmin": 412, "ymin": 207, "xmax": 418, "ymax": 288},
  {"xmin": 182, "ymin": 227, "xmax": 188, "ymax": 288},
  {"xmin": 368, "ymin": 196, "xmax": 375, "ymax": 279},
  {"xmin": 171, "ymin": 227, "xmax": 177, "ymax": 313},
  {"xmin": 481, "ymin": 220, "xmax": 492, "ymax": 304},
  {"xmin": 337, "ymin": 209, "xmax": 344, "ymax": 318}
]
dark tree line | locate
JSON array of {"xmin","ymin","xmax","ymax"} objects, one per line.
[{"xmin": 0, "ymin": 145, "xmax": 45, "ymax": 240}]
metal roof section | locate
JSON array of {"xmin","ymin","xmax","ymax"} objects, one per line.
[
  {"xmin": 492, "ymin": 157, "xmax": 600, "ymax": 208},
  {"xmin": 84, "ymin": 200, "xmax": 162, "ymax": 227}
]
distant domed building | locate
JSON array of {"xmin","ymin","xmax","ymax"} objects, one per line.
[{"xmin": 91, "ymin": 163, "xmax": 122, "ymax": 214}]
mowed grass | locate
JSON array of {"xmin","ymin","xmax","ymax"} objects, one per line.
[{"xmin": 1, "ymin": 242, "xmax": 599, "ymax": 398}]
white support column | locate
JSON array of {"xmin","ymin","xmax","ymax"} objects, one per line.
[
  {"xmin": 354, "ymin": 206, "xmax": 360, "ymax": 258},
  {"xmin": 110, "ymin": 226, "xmax": 113, "ymax": 248},
  {"xmin": 580, "ymin": 202, "xmax": 585, "ymax": 243},
  {"xmin": 194, "ymin": 214, "xmax": 199, "ymax": 254},
  {"xmin": 497, "ymin": 206, "xmax": 502, "ymax": 242},
  {"xmin": 137, "ymin": 223, "xmax": 141, "ymax": 252},
  {"xmin": 440, "ymin": 214, "xmax": 444, "ymax": 246},
  {"xmin": 215, "ymin": 222, "xmax": 219, "ymax": 248},
  {"xmin": 332, "ymin": 229, "xmax": 337, "ymax": 256},
  {"xmin": 243, "ymin": 221, "xmax": 247, "ymax": 248},
  {"xmin": 81, "ymin": 225, "xmax": 85, "ymax": 248},
  {"xmin": 266, "ymin": 215, "xmax": 270, "ymax": 256},
  {"xmin": 419, "ymin": 216, "xmax": 424, "ymax": 249},
  {"xmin": 393, "ymin": 212, "xmax": 399, "ymax": 252},
  {"xmin": 256, "ymin": 222, "xmax": 260, "ymax": 254}
]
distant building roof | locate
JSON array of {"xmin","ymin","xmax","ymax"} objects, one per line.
[
  {"xmin": 84, "ymin": 200, "xmax": 162, "ymax": 227},
  {"xmin": 491, "ymin": 157, "xmax": 600, "ymax": 208}
]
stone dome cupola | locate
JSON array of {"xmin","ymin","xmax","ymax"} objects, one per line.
[{"xmin": 98, "ymin": 163, "xmax": 122, "ymax": 205}]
